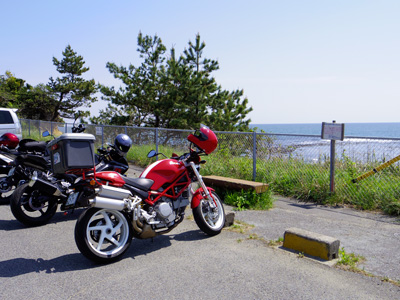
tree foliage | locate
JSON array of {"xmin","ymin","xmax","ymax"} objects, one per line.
[
  {"xmin": 0, "ymin": 72, "xmax": 54, "ymax": 119},
  {"xmin": 95, "ymin": 33, "xmax": 252, "ymax": 131},
  {"xmin": 47, "ymin": 45, "xmax": 97, "ymax": 121},
  {"xmin": 1, "ymin": 36, "xmax": 253, "ymax": 130},
  {"xmin": 0, "ymin": 45, "xmax": 97, "ymax": 122},
  {"xmin": 17, "ymin": 84, "xmax": 57, "ymax": 120},
  {"xmin": 0, "ymin": 71, "xmax": 25, "ymax": 107}
]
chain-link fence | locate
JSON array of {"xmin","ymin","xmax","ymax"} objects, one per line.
[{"xmin": 21, "ymin": 119, "xmax": 400, "ymax": 215}]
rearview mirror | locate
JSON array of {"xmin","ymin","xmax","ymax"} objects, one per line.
[{"xmin": 147, "ymin": 150, "xmax": 157, "ymax": 158}]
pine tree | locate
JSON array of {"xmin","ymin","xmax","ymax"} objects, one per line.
[
  {"xmin": 98, "ymin": 33, "xmax": 253, "ymax": 131},
  {"xmin": 47, "ymin": 45, "xmax": 97, "ymax": 121}
]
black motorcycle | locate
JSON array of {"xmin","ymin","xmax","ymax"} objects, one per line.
[
  {"xmin": 9, "ymin": 132, "xmax": 132, "ymax": 227},
  {"xmin": 0, "ymin": 135, "xmax": 49, "ymax": 204},
  {"xmin": 0, "ymin": 123, "xmax": 86, "ymax": 205}
]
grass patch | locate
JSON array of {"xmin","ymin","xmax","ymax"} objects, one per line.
[
  {"xmin": 222, "ymin": 189, "xmax": 274, "ymax": 211},
  {"xmin": 227, "ymin": 220, "xmax": 255, "ymax": 234},
  {"xmin": 336, "ymin": 247, "xmax": 366, "ymax": 273},
  {"xmin": 268, "ymin": 237, "xmax": 284, "ymax": 247},
  {"xmin": 127, "ymin": 142, "xmax": 400, "ymax": 215},
  {"xmin": 200, "ymin": 149, "xmax": 400, "ymax": 216}
]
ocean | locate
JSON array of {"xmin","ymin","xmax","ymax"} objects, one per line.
[
  {"xmin": 249, "ymin": 123, "xmax": 400, "ymax": 163},
  {"xmin": 250, "ymin": 123, "xmax": 400, "ymax": 139}
]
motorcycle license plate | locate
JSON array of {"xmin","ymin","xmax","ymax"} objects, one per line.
[
  {"xmin": 8, "ymin": 167, "xmax": 15, "ymax": 176},
  {"xmin": 66, "ymin": 192, "xmax": 79, "ymax": 206}
]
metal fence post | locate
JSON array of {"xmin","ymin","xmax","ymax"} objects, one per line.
[
  {"xmin": 253, "ymin": 131, "xmax": 257, "ymax": 181},
  {"xmin": 330, "ymin": 139, "xmax": 336, "ymax": 193},
  {"xmin": 102, "ymin": 125, "xmax": 104, "ymax": 147},
  {"xmin": 155, "ymin": 128, "xmax": 159, "ymax": 160}
]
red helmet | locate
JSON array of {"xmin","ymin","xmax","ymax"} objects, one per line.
[
  {"xmin": 187, "ymin": 125, "xmax": 218, "ymax": 154},
  {"xmin": 0, "ymin": 133, "xmax": 20, "ymax": 149}
]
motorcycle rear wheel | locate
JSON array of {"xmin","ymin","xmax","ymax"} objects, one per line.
[
  {"xmin": 10, "ymin": 183, "xmax": 58, "ymax": 227},
  {"xmin": 0, "ymin": 175, "xmax": 14, "ymax": 205},
  {"xmin": 74, "ymin": 207, "xmax": 133, "ymax": 264},
  {"xmin": 193, "ymin": 191, "xmax": 225, "ymax": 236}
]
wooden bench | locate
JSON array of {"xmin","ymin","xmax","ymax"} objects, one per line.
[{"xmin": 202, "ymin": 175, "xmax": 269, "ymax": 194}]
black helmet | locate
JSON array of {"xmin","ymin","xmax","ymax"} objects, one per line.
[{"xmin": 114, "ymin": 134, "xmax": 132, "ymax": 155}]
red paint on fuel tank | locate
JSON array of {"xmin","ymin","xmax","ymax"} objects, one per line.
[
  {"xmin": 96, "ymin": 171, "xmax": 125, "ymax": 187},
  {"xmin": 140, "ymin": 159, "xmax": 186, "ymax": 190}
]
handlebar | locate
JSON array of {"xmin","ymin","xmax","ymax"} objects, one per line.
[
  {"xmin": 148, "ymin": 148, "xmax": 205, "ymax": 164},
  {"xmin": 178, "ymin": 151, "xmax": 204, "ymax": 165},
  {"xmin": 72, "ymin": 124, "xmax": 86, "ymax": 133}
]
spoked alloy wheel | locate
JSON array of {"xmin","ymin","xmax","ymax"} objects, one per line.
[
  {"xmin": 74, "ymin": 208, "xmax": 133, "ymax": 264},
  {"xmin": 193, "ymin": 191, "xmax": 225, "ymax": 236},
  {"xmin": 10, "ymin": 183, "xmax": 58, "ymax": 226}
]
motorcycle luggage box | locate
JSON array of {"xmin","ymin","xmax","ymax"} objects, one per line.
[{"xmin": 48, "ymin": 133, "xmax": 96, "ymax": 174}]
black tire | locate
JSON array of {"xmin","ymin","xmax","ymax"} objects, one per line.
[
  {"xmin": 9, "ymin": 183, "xmax": 58, "ymax": 227},
  {"xmin": 74, "ymin": 207, "xmax": 133, "ymax": 264},
  {"xmin": 0, "ymin": 175, "xmax": 14, "ymax": 205},
  {"xmin": 193, "ymin": 191, "xmax": 226, "ymax": 236}
]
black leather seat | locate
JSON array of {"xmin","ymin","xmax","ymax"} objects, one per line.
[
  {"xmin": 123, "ymin": 177, "xmax": 154, "ymax": 191},
  {"xmin": 18, "ymin": 139, "xmax": 47, "ymax": 153}
]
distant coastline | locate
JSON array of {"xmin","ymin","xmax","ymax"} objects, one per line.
[{"xmin": 250, "ymin": 122, "xmax": 400, "ymax": 138}]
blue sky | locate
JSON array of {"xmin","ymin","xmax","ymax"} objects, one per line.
[{"xmin": 1, "ymin": 0, "xmax": 400, "ymax": 124}]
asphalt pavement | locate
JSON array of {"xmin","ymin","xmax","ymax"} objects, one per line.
[
  {"xmin": 234, "ymin": 196, "xmax": 400, "ymax": 281},
  {"xmin": 0, "ymin": 165, "xmax": 399, "ymax": 299},
  {"xmin": 129, "ymin": 164, "xmax": 400, "ymax": 281}
]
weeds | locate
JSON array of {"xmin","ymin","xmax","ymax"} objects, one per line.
[
  {"xmin": 336, "ymin": 247, "xmax": 366, "ymax": 272},
  {"xmin": 227, "ymin": 220, "xmax": 255, "ymax": 234},
  {"xmin": 268, "ymin": 237, "xmax": 284, "ymax": 247},
  {"xmin": 222, "ymin": 189, "xmax": 274, "ymax": 210},
  {"xmin": 202, "ymin": 152, "xmax": 400, "ymax": 216}
]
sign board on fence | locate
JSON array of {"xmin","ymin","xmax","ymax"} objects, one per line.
[
  {"xmin": 321, "ymin": 122, "xmax": 345, "ymax": 141},
  {"xmin": 95, "ymin": 127, "xmax": 103, "ymax": 136}
]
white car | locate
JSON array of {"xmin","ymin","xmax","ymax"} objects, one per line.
[{"xmin": 0, "ymin": 108, "xmax": 22, "ymax": 140}]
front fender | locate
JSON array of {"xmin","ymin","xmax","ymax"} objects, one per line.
[{"xmin": 191, "ymin": 187, "xmax": 215, "ymax": 209}]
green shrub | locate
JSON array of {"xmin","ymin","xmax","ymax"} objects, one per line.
[{"xmin": 221, "ymin": 189, "xmax": 273, "ymax": 211}]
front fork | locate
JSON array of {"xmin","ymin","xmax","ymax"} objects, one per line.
[{"xmin": 189, "ymin": 161, "xmax": 216, "ymax": 209}]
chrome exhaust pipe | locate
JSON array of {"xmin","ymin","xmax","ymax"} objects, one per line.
[{"xmin": 90, "ymin": 196, "xmax": 126, "ymax": 210}]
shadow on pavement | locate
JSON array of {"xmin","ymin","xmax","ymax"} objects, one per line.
[{"xmin": 0, "ymin": 229, "xmax": 208, "ymax": 278}]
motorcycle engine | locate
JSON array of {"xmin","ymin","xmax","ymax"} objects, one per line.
[{"xmin": 154, "ymin": 199, "xmax": 176, "ymax": 227}]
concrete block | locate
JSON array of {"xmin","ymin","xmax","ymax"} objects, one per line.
[
  {"xmin": 224, "ymin": 212, "xmax": 235, "ymax": 227},
  {"xmin": 283, "ymin": 227, "xmax": 340, "ymax": 261}
]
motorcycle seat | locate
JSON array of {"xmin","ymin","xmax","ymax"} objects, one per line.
[
  {"xmin": 18, "ymin": 139, "xmax": 47, "ymax": 153},
  {"xmin": 123, "ymin": 177, "xmax": 154, "ymax": 191}
]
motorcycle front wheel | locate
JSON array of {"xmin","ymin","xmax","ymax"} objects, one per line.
[
  {"xmin": 74, "ymin": 207, "xmax": 133, "ymax": 264},
  {"xmin": 10, "ymin": 183, "xmax": 58, "ymax": 226},
  {"xmin": 193, "ymin": 191, "xmax": 225, "ymax": 236}
]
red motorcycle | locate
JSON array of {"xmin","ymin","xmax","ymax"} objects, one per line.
[{"xmin": 74, "ymin": 125, "xmax": 226, "ymax": 263}]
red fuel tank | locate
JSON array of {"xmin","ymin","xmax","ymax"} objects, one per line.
[
  {"xmin": 95, "ymin": 171, "xmax": 125, "ymax": 187},
  {"xmin": 140, "ymin": 159, "xmax": 186, "ymax": 190}
]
